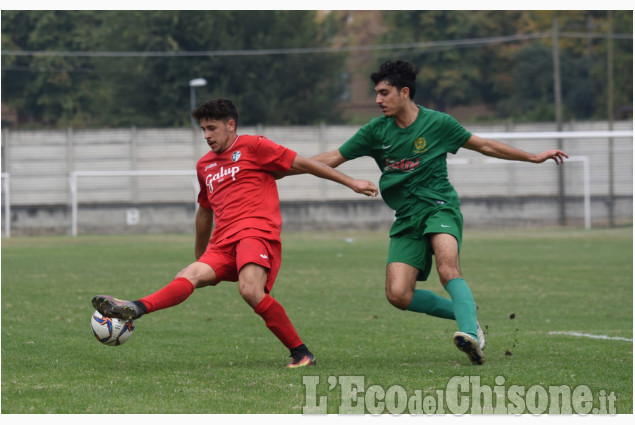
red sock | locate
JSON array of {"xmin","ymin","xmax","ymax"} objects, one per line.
[
  {"xmin": 254, "ymin": 294, "xmax": 303, "ymax": 350},
  {"xmin": 139, "ymin": 277, "xmax": 195, "ymax": 313}
]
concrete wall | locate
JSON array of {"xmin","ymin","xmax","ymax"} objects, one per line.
[
  {"xmin": 1, "ymin": 121, "xmax": 632, "ymax": 236},
  {"xmin": 4, "ymin": 195, "xmax": 632, "ymax": 236}
]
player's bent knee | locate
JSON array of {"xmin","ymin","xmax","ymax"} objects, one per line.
[
  {"xmin": 385, "ymin": 289, "xmax": 411, "ymax": 310},
  {"xmin": 238, "ymin": 281, "xmax": 265, "ymax": 307},
  {"xmin": 178, "ymin": 262, "xmax": 217, "ymax": 289}
]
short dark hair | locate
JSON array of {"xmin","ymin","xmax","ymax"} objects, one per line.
[
  {"xmin": 370, "ymin": 60, "xmax": 418, "ymax": 99},
  {"xmin": 191, "ymin": 98, "xmax": 239, "ymax": 128}
]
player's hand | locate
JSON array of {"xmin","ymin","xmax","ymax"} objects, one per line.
[
  {"xmin": 534, "ymin": 150, "xmax": 569, "ymax": 165},
  {"xmin": 351, "ymin": 179, "xmax": 379, "ymax": 197}
]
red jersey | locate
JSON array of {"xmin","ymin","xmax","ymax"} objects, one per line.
[{"xmin": 196, "ymin": 134, "xmax": 297, "ymax": 244}]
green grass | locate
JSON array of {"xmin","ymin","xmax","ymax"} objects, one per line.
[{"xmin": 1, "ymin": 228, "xmax": 632, "ymax": 414}]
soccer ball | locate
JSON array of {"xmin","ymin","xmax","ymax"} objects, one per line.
[{"xmin": 91, "ymin": 310, "xmax": 134, "ymax": 346}]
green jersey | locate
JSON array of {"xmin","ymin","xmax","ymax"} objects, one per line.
[{"xmin": 339, "ymin": 106, "xmax": 471, "ymax": 219}]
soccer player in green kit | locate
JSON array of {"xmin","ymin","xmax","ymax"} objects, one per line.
[{"xmin": 310, "ymin": 60, "xmax": 569, "ymax": 365}]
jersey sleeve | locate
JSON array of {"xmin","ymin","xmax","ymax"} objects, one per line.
[
  {"xmin": 254, "ymin": 136, "xmax": 297, "ymax": 172},
  {"xmin": 338, "ymin": 120, "xmax": 377, "ymax": 160},
  {"xmin": 443, "ymin": 114, "xmax": 472, "ymax": 154}
]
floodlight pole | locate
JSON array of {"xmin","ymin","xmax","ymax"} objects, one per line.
[{"xmin": 189, "ymin": 78, "xmax": 207, "ymax": 127}]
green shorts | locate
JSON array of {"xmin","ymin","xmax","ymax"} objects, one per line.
[{"xmin": 387, "ymin": 207, "xmax": 463, "ymax": 281}]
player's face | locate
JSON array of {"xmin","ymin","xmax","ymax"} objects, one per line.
[
  {"xmin": 200, "ymin": 117, "xmax": 236, "ymax": 153},
  {"xmin": 375, "ymin": 81, "xmax": 409, "ymax": 118}
]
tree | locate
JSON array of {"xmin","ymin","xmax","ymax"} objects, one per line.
[
  {"xmin": 3, "ymin": 10, "xmax": 631, "ymax": 128},
  {"xmin": 374, "ymin": 10, "xmax": 632, "ymax": 121},
  {"xmin": 1, "ymin": 11, "xmax": 100, "ymax": 127},
  {"xmin": 377, "ymin": 10, "xmax": 524, "ymax": 112},
  {"xmin": 506, "ymin": 10, "xmax": 632, "ymax": 121},
  {"xmin": 1, "ymin": 11, "xmax": 346, "ymax": 128}
]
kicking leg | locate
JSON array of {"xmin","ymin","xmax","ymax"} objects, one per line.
[{"xmin": 92, "ymin": 262, "xmax": 216, "ymax": 319}]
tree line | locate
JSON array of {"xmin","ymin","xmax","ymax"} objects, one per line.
[{"xmin": 1, "ymin": 10, "xmax": 632, "ymax": 129}]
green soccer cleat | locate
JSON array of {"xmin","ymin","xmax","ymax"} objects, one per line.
[
  {"xmin": 92, "ymin": 295, "xmax": 145, "ymax": 320},
  {"xmin": 453, "ymin": 332, "xmax": 485, "ymax": 365}
]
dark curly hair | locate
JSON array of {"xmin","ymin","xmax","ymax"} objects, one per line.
[
  {"xmin": 370, "ymin": 60, "xmax": 418, "ymax": 99},
  {"xmin": 191, "ymin": 98, "xmax": 239, "ymax": 128}
]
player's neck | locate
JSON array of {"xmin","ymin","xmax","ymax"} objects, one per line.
[
  {"xmin": 393, "ymin": 102, "xmax": 419, "ymax": 129},
  {"xmin": 217, "ymin": 135, "xmax": 239, "ymax": 153},
  {"xmin": 227, "ymin": 134, "xmax": 239, "ymax": 150}
]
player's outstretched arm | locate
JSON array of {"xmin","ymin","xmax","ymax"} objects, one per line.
[
  {"xmin": 273, "ymin": 149, "xmax": 348, "ymax": 179},
  {"xmin": 311, "ymin": 149, "xmax": 349, "ymax": 168},
  {"xmin": 463, "ymin": 134, "xmax": 569, "ymax": 165},
  {"xmin": 288, "ymin": 154, "xmax": 378, "ymax": 197}
]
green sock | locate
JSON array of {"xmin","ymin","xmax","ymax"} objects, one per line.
[
  {"xmin": 444, "ymin": 278, "xmax": 478, "ymax": 340},
  {"xmin": 406, "ymin": 289, "xmax": 455, "ymax": 319}
]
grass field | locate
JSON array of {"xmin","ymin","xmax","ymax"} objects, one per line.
[{"xmin": 1, "ymin": 227, "xmax": 632, "ymax": 414}]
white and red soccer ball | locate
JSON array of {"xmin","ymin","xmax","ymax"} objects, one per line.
[{"xmin": 91, "ymin": 310, "xmax": 134, "ymax": 346}]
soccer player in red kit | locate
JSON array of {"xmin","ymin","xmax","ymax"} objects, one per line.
[{"xmin": 92, "ymin": 98, "xmax": 379, "ymax": 368}]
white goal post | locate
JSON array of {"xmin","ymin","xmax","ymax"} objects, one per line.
[
  {"xmin": 69, "ymin": 170, "xmax": 198, "ymax": 236},
  {"xmin": 471, "ymin": 130, "xmax": 633, "ymax": 140},
  {"xmin": 448, "ymin": 156, "xmax": 591, "ymax": 230},
  {"xmin": 451, "ymin": 129, "xmax": 630, "ymax": 231}
]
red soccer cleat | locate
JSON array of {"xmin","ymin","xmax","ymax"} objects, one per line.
[{"xmin": 286, "ymin": 346, "xmax": 316, "ymax": 368}]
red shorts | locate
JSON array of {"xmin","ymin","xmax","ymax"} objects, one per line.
[{"xmin": 197, "ymin": 236, "xmax": 282, "ymax": 293}]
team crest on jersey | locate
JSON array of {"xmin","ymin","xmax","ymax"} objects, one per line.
[
  {"xmin": 232, "ymin": 151, "xmax": 241, "ymax": 162},
  {"xmin": 413, "ymin": 137, "xmax": 427, "ymax": 154}
]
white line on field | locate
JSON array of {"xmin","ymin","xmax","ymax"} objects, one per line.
[{"xmin": 548, "ymin": 331, "xmax": 632, "ymax": 342}]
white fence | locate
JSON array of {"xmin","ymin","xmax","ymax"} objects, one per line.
[{"xmin": 1, "ymin": 122, "xmax": 633, "ymax": 236}]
